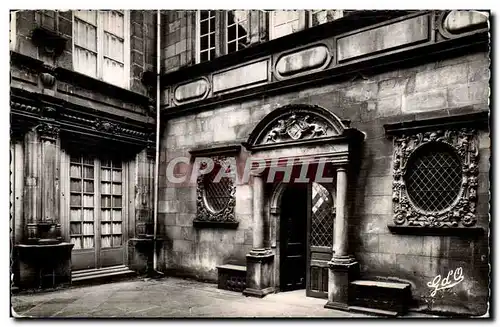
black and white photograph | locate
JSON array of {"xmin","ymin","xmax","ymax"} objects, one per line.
[{"xmin": 7, "ymin": 5, "xmax": 493, "ymax": 319}]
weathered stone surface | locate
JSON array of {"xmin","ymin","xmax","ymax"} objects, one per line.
[
  {"xmin": 444, "ymin": 10, "xmax": 489, "ymax": 34},
  {"xmin": 174, "ymin": 78, "xmax": 209, "ymax": 102},
  {"xmin": 447, "ymin": 82, "xmax": 489, "ymax": 108},
  {"xmin": 213, "ymin": 60, "xmax": 269, "ymax": 93},
  {"xmin": 414, "ymin": 64, "xmax": 468, "ymax": 92},
  {"xmin": 337, "ymin": 15, "xmax": 429, "ymax": 61},
  {"xmin": 276, "ymin": 45, "xmax": 330, "ymax": 77},
  {"xmin": 402, "ymin": 88, "xmax": 448, "ymax": 113}
]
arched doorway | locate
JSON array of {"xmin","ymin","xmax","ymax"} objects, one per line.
[{"xmin": 242, "ymin": 104, "xmax": 364, "ymax": 301}]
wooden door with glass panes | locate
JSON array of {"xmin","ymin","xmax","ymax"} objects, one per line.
[{"xmin": 69, "ymin": 151, "xmax": 126, "ymax": 271}]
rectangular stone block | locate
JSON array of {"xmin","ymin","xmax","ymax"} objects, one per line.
[
  {"xmin": 378, "ymin": 234, "xmax": 424, "ymax": 256},
  {"xmin": 402, "ymin": 89, "xmax": 448, "ymax": 113},
  {"xmin": 173, "ymin": 239, "xmax": 192, "ymax": 253},
  {"xmin": 415, "ymin": 63, "xmax": 468, "ymax": 92},
  {"xmin": 337, "ymin": 15, "xmax": 429, "ymax": 62},
  {"xmin": 213, "ymin": 60, "xmax": 269, "ymax": 93},
  {"xmin": 364, "ymin": 176, "xmax": 393, "ymax": 196},
  {"xmin": 447, "ymin": 82, "xmax": 489, "ymax": 108},
  {"xmin": 361, "ymin": 195, "xmax": 392, "ymax": 215},
  {"xmin": 377, "ymin": 95, "xmax": 402, "ymax": 117}
]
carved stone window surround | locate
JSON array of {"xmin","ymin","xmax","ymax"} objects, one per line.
[
  {"xmin": 384, "ymin": 111, "xmax": 488, "ymax": 235},
  {"xmin": 190, "ymin": 145, "xmax": 241, "ymax": 229}
]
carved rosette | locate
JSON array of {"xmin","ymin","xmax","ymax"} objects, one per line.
[
  {"xmin": 195, "ymin": 156, "xmax": 237, "ymax": 223},
  {"xmin": 392, "ymin": 128, "xmax": 479, "ymax": 228}
]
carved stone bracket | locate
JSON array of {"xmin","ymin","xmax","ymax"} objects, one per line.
[
  {"xmin": 35, "ymin": 122, "xmax": 60, "ymax": 142},
  {"xmin": 194, "ymin": 156, "xmax": 237, "ymax": 225},
  {"xmin": 392, "ymin": 128, "xmax": 479, "ymax": 228}
]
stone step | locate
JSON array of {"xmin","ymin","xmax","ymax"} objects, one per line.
[
  {"xmin": 348, "ymin": 305, "xmax": 399, "ymax": 317},
  {"xmin": 349, "ymin": 279, "xmax": 412, "ymax": 316},
  {"xmin": 72, "ymin": 265, "xmax": 137, "ymax": 283}
]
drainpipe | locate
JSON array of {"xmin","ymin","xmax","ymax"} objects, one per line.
[{"xmin": 152, "ymin": 9, "xmax": 164, "ymax": 276}]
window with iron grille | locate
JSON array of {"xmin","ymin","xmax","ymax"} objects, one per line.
[
  {"xmin": 404, "ymin": 143, "xmax": 462, "ymax": 213},
  {"xmin": 195, "ymin": 157, "xmax": 237, "ymax": 224},
  {"xmin": 310, "ymin": 182, "xmax": 335, "ymax": 247},
  {"xmin": 202, "ymin": 165, "xmax": 233, "ymax": 213}
]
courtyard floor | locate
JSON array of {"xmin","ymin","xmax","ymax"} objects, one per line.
[
  {"xmin": 11, "ymin": 276, "xmax": 438, "ymax": 318},
  {"xmin": 11, "ymin": 276, "xmax": 373, "ymax": 318}
]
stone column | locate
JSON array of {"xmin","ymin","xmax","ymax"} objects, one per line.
[
  {"xmin": 24, "ymin": 122, "xmax": 62, "ymax": 243},
  {"xmin": 325, "ymin": 167, "xmax": 359, "ymax": 311},
  {"xmin": 243, "ymin": 171, "xmax": 275, "ymax": 298}
]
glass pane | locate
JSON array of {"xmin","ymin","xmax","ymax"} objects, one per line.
[
  {"xmin": 71, "ymin": 237, "xmax": 82, "ymax": 250},
  {"xmin": 101, "ymin": 182, "xmax": 111, "ymax": 194},
  {"xmin": 74, "ymin": 46, "xmax": 97, "ymax": 77},
  {"xmin": 101, "ymin": 168, "xmax": 111, "ymax": 181},
  {"xmin": 70, "ymin": 179, "xmax": 82, "ymax": 192},
  {"xmin": 112, "ymin": 235, "xmax": 122, "ymax": 247},
  {"xmin": 112, "ymin": 222, "xmax": 122, "ymax": 234},
  {"xmin": 101, "ymin": 195, "xmax": 111, "ymax": 208},
  {"xmin": 209, "ymin": 49, "xmax": 215, "ymax": 60},
  {"xmin": 102, "ymin": 209, "xmax": 111, "ymax": 221},
  {"xmin": 83, "ymin": 236, "xmax": 94, "ymax": 249},
  {"xmin": 70, "ymin": 209, "xmax": 81, "ymax": 221},
  {"xmin": 70, "ymin": 165, "xmax": 81, "ymax": 178},
  {"xmin": 75, "ymin": 10, "xmax": 97, "ymax": 25},
  {"xmin": 102, "ymin": 158, "xmax": 111, "ymax": 168},
  {"xmin": 200, "ymin": 19, "xmax": 209, "ymax": 35},
  {"xmin": 209, "ymin": 33, "xmax": 215, "ymax": 48},
  {"xmin": 74, "ymin": 19, "xmax": 97, "ymax": 51},
  {"xmin": 83, "ymin": 209, "xmax": 94, "ymax": 221},
  {"xmin": 83, "ymin": 195, "xmax": 94, "ymax": 207},
  {"xmin": 200, "ymin": 51, "xmax": 208, "ymax": 63},
  {"xmin": 70, "ymin": 222, "xmax": 81, "ymax": 235},
  {"xmin": 112, "ymin": 196, "xmax": 122, "ymax": 207},
  {"xmin": 228, "ymin": 41, "xmax": 236, "ymax": 54},
  {"xmin": 102, "ymin": 222, "xmax": 111, "ymax": 235},
  {"xmin": 112, "ymin": 209, "xmax": 122, "ymax": 221},
  {"xmin": 200, "ymin": 35, "xmax": 208, "ymax": 51},
  {"xmin": 311, "ymin": 182, "xmax": 334, "ymax": 247},
  {"xmin": 112, "ymin": 183, "xmax": 122, "ymax": 195},
  {"xmin": 84, "ymin": 181, "xmax": 94, "ymax": 193},
  {"xmin": 103, "ymin": 10, "xmax": 124, "ymax": 38},
  {"xmin": 102, "ymin": 57, "xmax": 125, "ymax": 88},
  {"xmin": 83, "ymin": 222, "xmax": 94, "ymax": 235},
  {"xmin": 112, "ymin": 170, "xmax": 122, "ymax": 182},
  {"xmin": 200, "ymin": 10, "xmax": 209, "ymax": 20},
  {"xmin": 70, "ymin": 154, "xmax": 81, "ymax": 163},
  {"xmin": 70, "ymin": 194, "xmax": 81, "ymax": 206},
  {"xmin": 104, "ymin": 32, "xmax": 124, "ymax": 62},
  {"xmin": 101, "ymin": 236, "xmax": 112, "ymax": 248},
  {"xmin": 227, "ymin": 24, "xmax": 237, "ymax": 43},
  {"xmin": 83, "ymin": 155, "xmax": 94, "ymax": 165}
]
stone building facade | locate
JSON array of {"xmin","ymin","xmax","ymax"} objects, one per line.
[{"xmin": 10, "ymin": 9, "xmax": 490, "ymax": 317}]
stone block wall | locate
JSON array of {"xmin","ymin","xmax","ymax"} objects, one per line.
[
  {"xmin": 160, "ymin": 50, "xmax": 490, "ymax": 314},
  {"xmin": 161, "ymin": 10, "xmax": 194, "ymax": 74}
]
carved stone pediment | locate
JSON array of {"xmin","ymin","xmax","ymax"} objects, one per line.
[{"xmin": 392, "ymin": 128, "xmax": 479, "ymax": 228}]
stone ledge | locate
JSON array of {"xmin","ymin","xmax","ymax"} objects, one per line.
[
  {"xmin": 387, "ymin": 224, "xmax": 485, "ymax": 236},
  {"xmin": 192, "ymin": 220, "xmax": 239, "ymax": 229}
]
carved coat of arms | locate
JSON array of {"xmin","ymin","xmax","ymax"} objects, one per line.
[{"xmin": 263, "ymin": 114, "xmax": 327, "ymax": 143}]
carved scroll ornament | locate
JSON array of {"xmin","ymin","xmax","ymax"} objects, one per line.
[
  {"xmin": 392, "ymin": 129, "xmax": 479, "ymax": 228},
  {"xmin": 195, "ymin": 156, "xmax": 237, "ymax": 223}
]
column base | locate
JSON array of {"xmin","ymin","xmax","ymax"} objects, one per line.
[
  {"xmin": 243, "ymin": 248, "xmax": 275, "ymax": 298},
  {"xmin": 325, "ymin": 255, "xmax": 359, "ymax": 310}
]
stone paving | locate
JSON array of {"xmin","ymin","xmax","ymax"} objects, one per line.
[{"xmin": 11, "ymin": 277, "xmax": 372, "ymax": 318}]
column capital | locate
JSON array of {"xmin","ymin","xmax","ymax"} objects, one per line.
[
  {"xmin": 336, "ymin": 166, "xmax": 348, "ymax": 173},
  {"xmin": 250, "ymin": 170, "xmax": 264, "ymax": 177},
  {"xmin": 35, "ymin": 122, "xmax": 60, "ymax": 142}
]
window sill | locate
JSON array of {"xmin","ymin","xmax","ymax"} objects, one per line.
[
  {"xmin": 387, "ymin": 224, "xmax": 485, "ymax": 237},
  {"xmin": 193, "ymin": 220, "xmax": 239, "ymax": 229}
]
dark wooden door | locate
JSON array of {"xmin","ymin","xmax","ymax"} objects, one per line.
[
  {"xmin": 280, "ymin": 185, "xmax": 308, "ymax": 291},
  {"xmin": 306, "ymin": 182, "xmax": 335, "ymax": 299}
]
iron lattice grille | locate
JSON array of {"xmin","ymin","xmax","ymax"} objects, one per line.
[
  {"xmin": 310, "ymin": 182, "xmax": 334, "ymax": 247},
  {"xmin": 405, "ymin": 143, "xmax": 462, "ymax": 212},
  {"xmin": 203, "ymin": 166, "xmax": 233, "ymax": 213}
]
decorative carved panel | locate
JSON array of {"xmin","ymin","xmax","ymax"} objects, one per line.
[
  {"xmin": 392, "ymin": 129, "xmax": 479, "ymax": 228},
  {"xmin": 195, "ymin": 156, "xmax": 237, "ymax": 225},
  {"xmin": 261, "ymin": 113, "xmax": 331, "ymax": 144}
]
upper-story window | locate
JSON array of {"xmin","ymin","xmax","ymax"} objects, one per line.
[
  {"xmin": 195, "ymin": 10, "xmax": 344, "ymax": 63},
  {"xmin": 73, "ymin": 10, "xmax": 130, "ymax": 88},
  {"xmin": 226, "ymin": 11, "xmax": 250, "ymax": 54}
]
